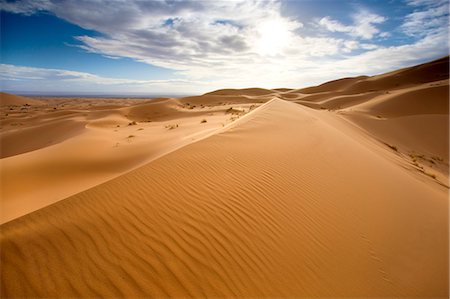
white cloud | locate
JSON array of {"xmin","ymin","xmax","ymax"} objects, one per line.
[
  {"xmin": 0, "ymin": 0, "xmax": 50, "ymax": 15},
  {"xmin": 401, "ymin": 0, "xmax": 449, "ymax": 37},
  {"xmin": 405, "ymin": 0, "xmax": 448, "ymax": 7},
  {"xmin": 318, "ymin": 10, "xmax": 387, "ymax": 39},
  {"xmin": 0, "ymin": 64, "xmax": 204, "ymax": 93},
  {"xmin": 323, "ymin": 29, "xmax": 448, "ymax": 75}
]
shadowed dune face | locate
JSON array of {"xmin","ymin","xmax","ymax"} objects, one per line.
[
  {"xmin": 0, "ymin": 117, "xmax": 86, "ymax": 158},
  {"xmin": 0, "ymin": 57, "xmax": 448, "ymax": 297}
]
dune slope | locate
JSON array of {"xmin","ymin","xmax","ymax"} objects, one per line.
[
  {"xmin": 0, "ymin": 98, "xmax": 258, "ymax": 223},
  {"xmin": 0, "ymin": 92, "xmax": 43, "ymax": 106},
  {"xmin": 1, "ymin": 99, "xmax": 447, "ymax": 297},
  {"xmin": 275, "ymin": 57, "xmax": 449, "ymax": 184}
]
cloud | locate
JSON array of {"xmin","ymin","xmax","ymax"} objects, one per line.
[
  {"xmin": 323, "ymin": 29, "xmax": 448, "ymax": 75},
  {"xmin": 401, "ymin": 0, "xmax": 449, "ymax": 37},
  {"xmin": 318, "ymin": 10, "xmax": 387, "ymax": 39},
  {"xmin": 405, "ymin": 0, "xmax": 447, "ymax": 7},
  {"xmin": 1, "ymin": 1, "xmax": 359, "ymax": 69},
  {"xmin": 0, "ymin": 64, "xmax": 203, "ymax": 93},
  {"xmin": 0, "ymin": 0, "xmax": 50, "ymax": 15}
]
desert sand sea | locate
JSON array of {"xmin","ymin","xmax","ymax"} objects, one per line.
[{"xmin": 0, "ymin": 57, "xmax": 448, "ymax": 297}]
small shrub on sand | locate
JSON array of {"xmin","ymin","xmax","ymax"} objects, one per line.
[
  {"xmin": 226, "ymin": 107, "xmax": 244, "ymax": 115},
  {"xmin": 128, "ymin": 121, "xmax": 137, "ymax": 126},
  {"xmin": 165, "ymin": 124, "xmax": 179, "ymax": 130},
  {"xmin": 201, "ymin": 119, "xmax": 207, "ymax": 123},
  {"xmin": 432, "ymin": 156, "xmax": 444, "ymax": 162}
]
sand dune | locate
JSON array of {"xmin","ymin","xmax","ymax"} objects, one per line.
[
  {"xmin": 298, "ymin": 56, "xmax": 448, "ymax": 95},
  {"xmin": 1, "ymin": 99, "xmax": 447, "ymax": 297},
  {"xmin": 204, "ymin": 87, "xmax": 275, "ymax": 96},
  {"xmin": 347, "ymin": 82, "xmax": 449, "ymax": 116},
  {"xmin": 1, "ymin": 97, "xmax": 258, "ymax": 223},
  {"xmin": 1, "ymin": 57, "xmax": 448, "ymax": 297},
  {"xmin": 297, "ymin": 76, "xmax": 369, "ymax": 94},
  {"xmin": 0, "ymin": 92, "xmax": 43, "ymax": 106},
  {"xmin": 275, "ymin": 57, "xmax": 449, "ymax": 182}
]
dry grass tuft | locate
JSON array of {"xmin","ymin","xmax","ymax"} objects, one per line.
[{"xmin": 165, "ymin": 124, "xmax": 179, "ymax": 130}]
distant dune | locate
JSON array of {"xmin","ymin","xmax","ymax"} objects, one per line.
[
  {"xmin": 1, "ymin": 57, "xmax": 448, "ymax": 297},
  {"xmin": 0, "ymin": 92, "xmax": 43, "ymax": 106},
  {"xmin": 204, "ymin": 87, "xmax": 276, "ymax": 96}
]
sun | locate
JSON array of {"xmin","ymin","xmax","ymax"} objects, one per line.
[{"xmin": 256, "ymin": 19, "xmax": 292, "ymax": 56}]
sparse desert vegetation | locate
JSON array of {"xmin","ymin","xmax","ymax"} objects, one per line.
[
  {"xmin": 225, "ymin": 107, "xmax": 244, "ymax": 115},
  {"xmin": 165, "ymin": 124, "xmax": 179, "ymax": 130}
]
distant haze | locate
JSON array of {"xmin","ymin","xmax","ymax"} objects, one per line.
[{"xmin": 5, "ymin": 91, "xmax": 193, "ymax": 98}]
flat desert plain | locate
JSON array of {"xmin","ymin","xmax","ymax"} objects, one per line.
[{"xmin": 1, "ymin": 57, "xmax": 449, "ymax": 297}]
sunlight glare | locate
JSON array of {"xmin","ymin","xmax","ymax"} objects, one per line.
[{"xmin": 257, "ymin": 19, "xmax": 292, "ymax": 56}]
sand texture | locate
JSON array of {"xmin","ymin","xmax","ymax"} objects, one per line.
[{"xmin": 1, "ymin": 57, "xmax": 448, "ymax": 297}]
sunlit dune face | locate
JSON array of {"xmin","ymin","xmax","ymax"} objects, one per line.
[{"xmin": 256, "ymin": 19, "xmax": 293, "ymax": 56}]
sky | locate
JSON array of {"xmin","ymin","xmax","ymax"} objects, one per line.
[{"xmin": 0, "ymin": 0, "xmax": 449, "ymax": 95}]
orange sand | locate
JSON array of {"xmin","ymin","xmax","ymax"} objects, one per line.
[{"xmin": 1, "ymin": 57, "xmax": 448, "ymax": 297}]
